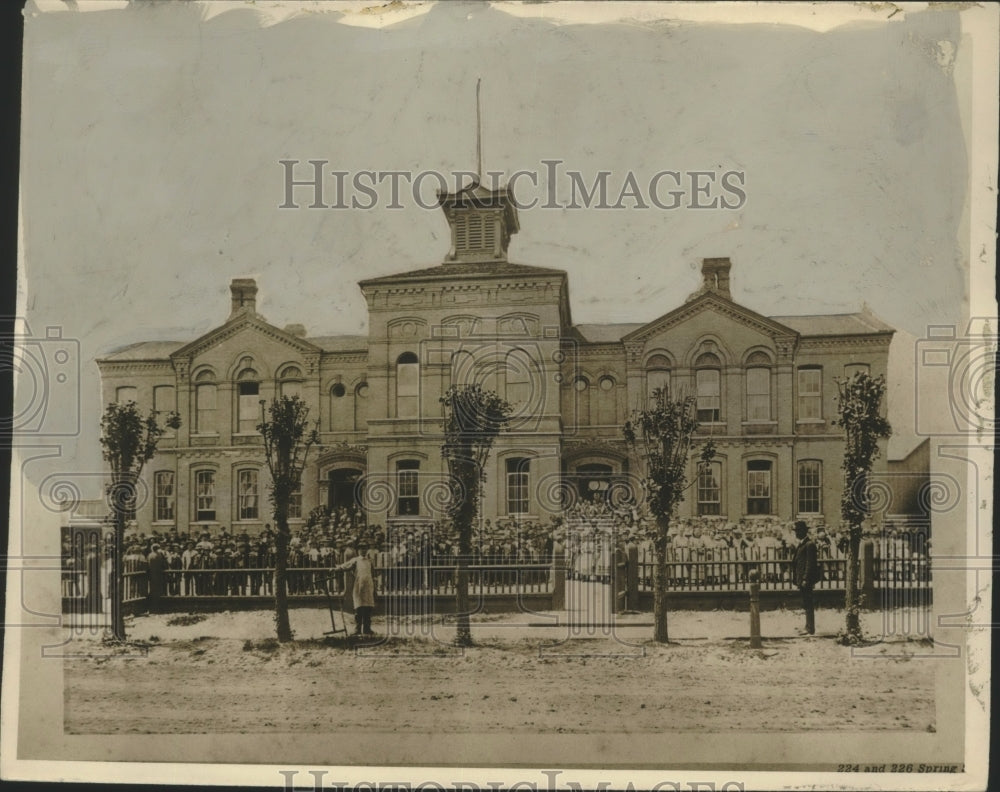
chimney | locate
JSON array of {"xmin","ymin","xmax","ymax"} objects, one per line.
[
  {"xmin": 229, "ymin": 278, "xmax": 258, "ymax": 319},
  {"xmin": 700, "ymin": 258, "xmax": 732, "ymax": 300}
]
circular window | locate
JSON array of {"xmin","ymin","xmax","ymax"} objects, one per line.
[
  {"xmin": 574, "ymin": 377, "xmax": 589, "ymax": 392},
  {"xmin": 331, "ymin": 383, "xmax": 346, "ymax": 398},
  {"xmin": 599, "ymin": 376, "xmax": 615, "ymax": 391},
  {"xmin": 356, "ymin": 383, "xmax": 369, "ymax": 398}
]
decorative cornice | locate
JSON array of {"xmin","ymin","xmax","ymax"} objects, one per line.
[
  {"xmin": 170, "ymin": 313, "xmax": 322, "ymax": 362},
  {"xmin": 622, "ymin": 292, "xmax": 801, "ymax": 345}
]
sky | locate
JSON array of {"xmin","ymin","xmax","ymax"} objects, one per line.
[{"xmin": 14, "ymin": 1, "xmax": 982, "ymax": 492}]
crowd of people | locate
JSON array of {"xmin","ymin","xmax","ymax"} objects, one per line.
[{"xmin": 61, "ymin": 504, "xmax": 929, "ymax": 600}]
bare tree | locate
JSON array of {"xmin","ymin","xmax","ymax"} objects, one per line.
[
  {"xmin": 624, "ymin": 388, "xmax": 715, "ymax": 643},
  {"xmin": 258, "ymin": 395, "xmax": 321, "ymax": 643},
  {"xmin": 834, "ymin": 372, "xmax": 891, "ymax": 644},
  {"xmin": 441, "ymin": 384, "xmax": 512, "ymax": 646},
  {"xmin": 99, "ymin": 401, "xmax": 180, "ymax": 640}
]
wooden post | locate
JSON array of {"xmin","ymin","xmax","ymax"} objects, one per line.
[
  {"xmin": 551, "ymin": 541, "xmax": 565, "ymax": 611},
  {"xmin": 749, "ymin": 568, "xmax": 762, "ymax": 649}
]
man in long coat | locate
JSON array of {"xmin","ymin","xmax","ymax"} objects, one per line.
[{"xmin": 791, "ymin": 521, "xmax": 822, "ymax": 635}]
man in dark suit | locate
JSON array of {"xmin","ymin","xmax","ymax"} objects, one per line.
[{"xmin": 791, "ymin": 520, "xmax": 821, "ymax": 635}]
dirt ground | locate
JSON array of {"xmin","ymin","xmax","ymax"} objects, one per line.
[{"xmin": 63, "ymin": 606, "xmax": 936, "ymax": 736}]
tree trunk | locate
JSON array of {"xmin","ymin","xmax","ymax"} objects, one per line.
[
  {"xmin": 274, "ymin": 515, "xmax": 293, "ymax": 643},
  {"xmin": 453, "ymin": 452, "xmax": 477, "ymax": 647},
  {"xmin": 844, "ymin": 522, "xmax": 863, "ymax": 641},
  {"xmin": 110, "ymin": 472, "xmax": 129, "ymax": 641},
  {"xmin": 652, "ymin": 515, "xmax": 670, "ymax": 643}
]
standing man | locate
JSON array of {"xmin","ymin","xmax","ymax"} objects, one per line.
[
  {"xmin": 147, "ymin": 544, "xmax": 167, "ymax": 612},
  {"xmin": 336, "ymin": 539, "xmax": 377, "ymax": 636},
  {"xmin": 791, "ymin": 520, "xmax": 821, "ymax": 635}
]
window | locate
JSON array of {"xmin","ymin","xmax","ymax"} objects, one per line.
[
  {"xmin": 844, "ymin": 363, "xmax": 870, "ymax": 381},
  {"xmin": 237, "ymin": 469, "xmax": 259, "ymax": 520},
  {"xmin": 798, "ymin": 367, "xmax": 823, "ymax": 420},
  {"xmin": 353, "ymin": 382, "xmax": 369, "ymax": 431},
  {"xmin": 396, "ymin": 352, "xmax": 419, "ymax": 418},
  {"xmin": 506, "ymin": 458, "xmax": 530, "ymax": 515},
  {"xmin": 746, "ymin": 460, "xmax": 772, "ymax": 515},
  {"xmin": 797, "ymin": 460, "xmax": 822, "ymax": 514},
  {"xmin": 745, "ymin": 367, "xmax": 771, "ymax": 421},
  {"xmin": 288, "ymin": 486, "xmax": 302, "ymax": 520},
  {"xmin": 153, "ymin": 385, "xmax": 175, "ymax": 419},
  {"xmin": 116, "ymin": 386, "xmax": 137, "ymax": 404},
  {"xmin": 194, "ymin": 371, "xmax": 216, "ymax": 433},
  {"xmin": 596, "ymin": 376, "xmax": 617, "ymax": 425},
  {"xmin": 645, "ymin": 355, "xmax": 671, "ymax": 407},
  {"xmin": 504, "ymin": 348, "xmax": 532, "ymax": 407},
  {"xmin": 154, "ymin": 471, "xmax": 175, "ymax": 522},
  {"xmin": 195, "ymin": 470, "xmax": 216, "ymax": 522},
  {"xmin": 697, "ymin": 461, "xmax": 722, "ymax": 516},
  {"xmin": 279, "ymin": 366, "xmax": 303, "ymax": 399},
  {"xmin": 237, "ymin": 370, "xmax": 260, "ymax": 433},
  {"xmin": 397, "ymin": 460, "xmax": 420, "ymax": 516},
  {"xmin": 696, "ymin": 353, "xmax": 722, "ymax": 422}
]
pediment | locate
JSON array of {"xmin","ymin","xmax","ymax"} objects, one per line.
[
  {"xmin": 622, "ymin": 292, "xmax": 799, "ymax": 345},
  {"xmin": 170, "ymin": 312, "xmax": 322, "ymax": 362}
]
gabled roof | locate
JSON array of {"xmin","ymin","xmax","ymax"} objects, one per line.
[
  {"xmin": 570, "ymin": 323, "xmax": 645, "ymax": 344},
  {"xmin": 169, "ymin": 310, "xmax": 323, "ymax": 360},
  {"xmin": 770, "ymin": 312, "xmax": 894, "ymax": 336},
  {"xmin": 358, "ymin": 261, "xmax": 567, "ymax": 288},
  {"xmin": 98, "ymin": 341, "xmax": 186, "ymax": 362},
  {"xmin": 307, "ymin": 335, "xmax": 369, "ymax": 352},
  {"xmin": 622, "ymin": 291, "xmax": 799, "ymax": 344}
]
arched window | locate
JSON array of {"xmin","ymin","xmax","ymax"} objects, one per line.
[
  {"xmin": 236, "ymin": 367, "xmax": 260, "ymax": 434},
  {"xmin": 645, "ymin": 354, "xmax": 671, "ymax": 407},
  {"xmin": 353, "ymin": 382, "xmax": 369, "ymax": 431},
  {"xmin": 396, "ymin": 460, "xmax": 420, "ymax": 516},
  {"xmin": 596, "ymin": 375, "xmax": 617, "ymax": 425},
  {"xmin": 279, "ymin": 365, "xmax": 303, "ymax": 399},
  {"xmin": 194, "ymin": 371, "xmax": 217, "ymax": 434},
  {"xmin": 193, "ymin": 469, "xmax": 216, "ymax": 522},
  {"xmin": 504, "ymin": 348, "xmax": 533, "ymax": 407},
  {"xmin": 236, "ymin": 468, "xmax": 259, "ymax": 521},
  {"xmin": 745, "ymin": 351, "xmax": 771, "ymax": 421},
  {"xmin": 695, "ymin": 352, "xmax": 721, "ymax": 422},
  {"xmin": 396, "ymin": 352, "xmax": 419, "ymax": 418},
  {"xmin": 506, "ymin": 458, "xmax": 530, "ymax": 515},
  {"xmin": 154, "ymin": 471, "xmax": 175, "ymax": 522}
]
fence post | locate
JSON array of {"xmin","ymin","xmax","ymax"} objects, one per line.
[
  {"xmin": 551, "ymin": 541, "xmax": 565, "ymax": 610},
  {"xmin": 748, "ymin": 568, "xmax": 762, "ymax": 649},
  {"xmin": 861, "ymin": 540, "xmax": 875, "ymax": 608}
]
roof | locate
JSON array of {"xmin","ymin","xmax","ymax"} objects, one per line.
[
  {"xmin": 99, "ymin": 341, "xmax": 185, "ymax": 361},
  {"xmin": 572, "ymin": 323, "xmax": 645, "ymax": 344},
  {"xmin": 359, "ymin": 261, "xmax": 567, "ymax": 287},
  {"xmin": 770, "ymin": 312, "xmax": 894, "ymax": 336},
  {"xmin": 306, "ymin": 335, "xmax": 369, "ymax": 352}
]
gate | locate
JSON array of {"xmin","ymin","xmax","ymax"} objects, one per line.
[{"xmin": 563, "ymin": 519, "xmax": 624, "ymax": 633}]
